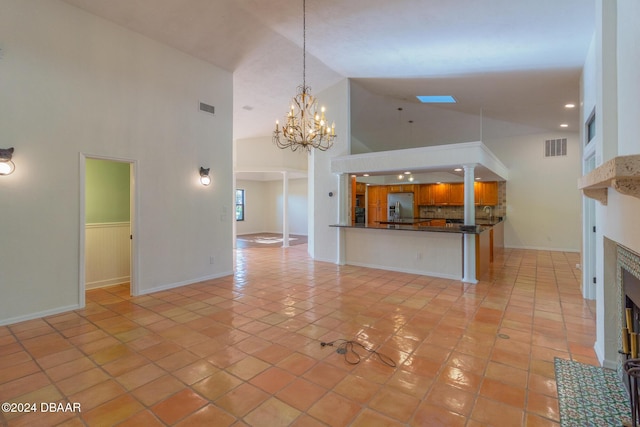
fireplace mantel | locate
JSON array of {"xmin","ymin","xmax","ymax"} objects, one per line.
[{"xmin": 578, "ymin": 155, "xmax": 640, "ymax": 205}]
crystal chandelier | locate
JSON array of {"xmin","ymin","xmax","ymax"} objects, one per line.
[{"xmin": 273, "ymin": 0, "xmax": 336, "ymax": 152}]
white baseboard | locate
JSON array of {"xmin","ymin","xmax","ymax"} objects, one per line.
[
  {"xmin": 504, "ymin": 245, "xmax": 580, "ymax": 253},
  {"xmin": 0, "ymin": 304, "xmax": 82, "ymax": 327},
  {"xmin": 137, "ymin": 271, "xmax": 234, "ymax": 296},
  {"xmin": 86, "ymin": 276, "xmax": 130, "ymax": 290},
  {"xmin": 342, "ymin": 260, "xmax": 461, "ymax": 281}
]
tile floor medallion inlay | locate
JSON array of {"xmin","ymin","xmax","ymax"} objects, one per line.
[{"xmin": 0, "ymin": 245, "xmax": 599, "ymax": 426}]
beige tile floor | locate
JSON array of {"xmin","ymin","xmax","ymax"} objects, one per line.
[{"xmin": 0, "ymin": 244, "xmax": 597, "ymax": 426}]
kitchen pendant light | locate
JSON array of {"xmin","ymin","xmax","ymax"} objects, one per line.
[{"xmin": 273, "ymin": 0, "xmax": 336, "ymax": 152}]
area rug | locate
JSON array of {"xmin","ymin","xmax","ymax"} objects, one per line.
[
  {"xmin": 554, "ymin": 357, "xmax": 630, "ymax": 426},
  {"xmin": 236, "ymin": 233, "xmax": 307, "ymax": 249},
  {"xmin": 237, "ymin": 236, "xmax": 298, "ymax": 244}
]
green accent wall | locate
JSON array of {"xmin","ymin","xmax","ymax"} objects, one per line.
[{"xmin": 86, "ymin": 159, "xmax": 130, "ymax": 223}]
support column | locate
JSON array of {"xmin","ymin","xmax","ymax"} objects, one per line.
[
  {"xmin": 337, "ymin": 173, "xmax": 348, "ymax": 265},
  {"xmin": 282, "ymin": 171, "xmax": 289, "ymax": 248},
  {"xmin": 462, "ymin": 164, "xmax": 477, "ymax": 284}
]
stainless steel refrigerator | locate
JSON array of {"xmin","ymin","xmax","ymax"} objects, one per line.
[{"xmin": 387, "ymin": 192, "xmax": 414, "ymax": 221}]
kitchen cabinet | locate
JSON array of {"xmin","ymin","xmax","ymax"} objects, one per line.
[
  {"xmin": 355, "ymin": 182, "xmax": 367, "ymax": 195},
  {"xmin": 418, "ymin": 184, "xmax": 433, "ymax": 205},
  {"xmin": 388, "ymin": 184, "xmax": 415, "ymax": 193},
  {"xmin": 433, "ymin": 183, "xmax": 450, "ymax": 205},
  {"xmin": 474, "ymin": 181, "xmax": 498, "ymax": 205},
  {"xmin": 449, "ymin": 183, "xmax": 464, "ymax": 205},
  {"xmin": 367, "ymin": 185, "xmax": 388, "ymax": 225}
]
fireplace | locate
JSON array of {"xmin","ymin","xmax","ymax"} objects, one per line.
[{"xmin": 619, "ymin": 246, "xmax": 640, "ymax": 363}]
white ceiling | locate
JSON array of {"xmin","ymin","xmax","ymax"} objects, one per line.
[{"xmin": 61, "ymin": 0, "xmax": 595, "ymax": 159}]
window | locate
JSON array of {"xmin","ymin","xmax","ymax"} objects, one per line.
[
  {"xmin": 235, "ymin": 189, "xmax": 245, "ymax": 221},
  {"xmin": 586, "ymin": 109, "xmax": 596, "ymax": 144}
]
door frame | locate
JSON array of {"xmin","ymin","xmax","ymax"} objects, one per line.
[{"xmin": 79, "ymin": 153, "xmax": 139, "ymax": 307}]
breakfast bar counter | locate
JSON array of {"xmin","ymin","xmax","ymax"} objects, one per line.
[{"xmin": 331, "ymin": 219, "xmax": 504, "ymax": 281}]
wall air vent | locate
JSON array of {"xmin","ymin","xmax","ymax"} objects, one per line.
[
  {"xmin": 544, "ymin": 138, "xmax": 567, "ymax": 157},
  {"xmin": 199, "ymin": 102, "xmax": 215, "ymax": 116}
]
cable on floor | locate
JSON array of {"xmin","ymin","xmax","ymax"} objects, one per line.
[{"xmin": 320, "ymin": 339, "xmax": 397, "ymax": 367}]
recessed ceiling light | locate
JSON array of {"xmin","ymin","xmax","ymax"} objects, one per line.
[
  {"xmin": 416, "ymin": 95, "xmax": 457, "ymax": 104},
  {"xmin": 560, "ymin": 123, "xmax": 569, "ymax": 128},
  {"xmin": 475, "ymin": 177, "xmax": 481, "ymax": 180},
  {"xmin": 363, "ymin": 174, "xmax": 369, "ymax": 177},
  {"xmin": 565, "ymin": 104, "xmax": 575, "ymax": 108},
  {"xmin": 404, "ymin": 171, "xmax": 411, "ymax": 175},
  {"xmin": 398, "ymin": 175, "xmax": 404, "ymax": 180},
  {"xmin": 454, "ymin": 168, "xmax": 462, "ymax": 172},
  {"xmin": 351, "ymin": 174, "xmax": 356, "ymax": 177}
]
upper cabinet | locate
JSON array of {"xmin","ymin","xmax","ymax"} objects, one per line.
[
  {"xmin": 474, "ymin": 181, "xmax": 498, "ymax": 205},
  {"xmin": 418, "ymin": 184, "xmax": 433, "ymax": 205},
  {"xmin": 448, "ymin": 183, "xmax": 464, "ymax": 206},
  {"xmin": 416, "ymin": 181, "xmax": 499, "ymax": 206},
  {"xmin": 433, "ymin": 183, "xmax": 450, "ymax": 205}
]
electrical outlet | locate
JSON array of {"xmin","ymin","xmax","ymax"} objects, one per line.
[{"xmin": 210, "ymin": 256, "xmax": 215, "ymax": 265}]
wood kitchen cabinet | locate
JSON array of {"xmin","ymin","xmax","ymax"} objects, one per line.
[
  {"xmin": 433, "ymin": 183, "xmax": 450, "ymax": 205},
  {"xmin": 418, "ymin": 184, "xmax": 433, "ymax": 205},
  {"xmin": 355, "ymin": 182, "xmax": 366, "ymax": 195},
  {"xmin": 474, "ymin": 181, "xmax": 498, "ymax": 205},
  {"xmin": 448, "ymin": 183, "xmax": 464, "ymax": 205},
  {"xmin": 388, "ymin": 184, "xmax": 415, "ymax": 193},
  {"xmin": 367, "ymin": 185, "xmax": 388, "ymax": 225}
]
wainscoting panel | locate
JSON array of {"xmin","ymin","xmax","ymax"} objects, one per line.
[{"xmin": 85, "ymin": 222, "xmax": 130, "ymax": 289}]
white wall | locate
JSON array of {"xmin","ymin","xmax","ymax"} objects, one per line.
[
  {"xmin": 0, "ymin": 0, "xmax": 233, "ymax": 324},
  {"xmin": 485, "ymin": 132, "xmax": 582, "ymax": 251},
  {"xmin": 309, "ymin": 79, "xmax": 350, "ymax": 262},
  {"xmin": 267, "ymin": 179, "xmax": 308, "ymax": 235},
  {"xmin": 235, "ymin": 178, "xmax": 308, "ymax": 236},
  {"xmin": 235, "ymin": 136, "xmax": 308, "ymax": 173},
  {"xmin": 616, "ymin": 0, "xmax": 640, "ymax": 157},
  {"xmin": 582, "ymin": 0, "xmax": 640, "ymax": 367},
  {"xmin": 235, "ymin": 180, "xmax": 269, "ymax": 235},
  {"xmin": 600, "ymin": 0, "xmax": 640, "ymax": 256}
]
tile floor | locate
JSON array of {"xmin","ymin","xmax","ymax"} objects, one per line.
[{"xmin": 0, "ymin": 244, "xmax": 598, "ymax": 426}]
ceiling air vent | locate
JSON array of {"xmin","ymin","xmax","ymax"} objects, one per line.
[
  {"xmin": 544, "ymin": 138, "xmax": 567, "ymax": 157},
  {"xmin": 199, "ymin": 102, "xmax": 215, "ymax": 116}
]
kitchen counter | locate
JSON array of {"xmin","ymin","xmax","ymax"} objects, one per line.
[
  {"xmin": 332, "ymin": 217, "xmax": 504, "ymax": 234},
  {"xmin": 332, "ymin": 219, "xmax": 505, "ymax": 281},
  {"xmin": 332, "ymin": 223, "xmax": 484, "ymax": 234}
]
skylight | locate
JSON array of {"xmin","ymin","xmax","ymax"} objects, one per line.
[{"xmin": 416, "ymin": 95, "xmax": 457, "ymax": 104}]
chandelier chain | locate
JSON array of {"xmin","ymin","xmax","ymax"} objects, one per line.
[
  {"xmin": 303, "ymin": 0, "xmax": 306, "ymax": 89},
  {"xmin": 272, "ymin": 0, "xmax": 336, "ymax": 152}
]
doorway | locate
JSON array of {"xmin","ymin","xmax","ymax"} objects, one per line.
[{"xmin": 79, "ymin": 154, "xmax": 137, "ymax": 307}]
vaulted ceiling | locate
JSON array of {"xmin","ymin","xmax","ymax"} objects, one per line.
[{"xmin": 61, "ymin": 0, "xmax": 595, "ymax": 152}]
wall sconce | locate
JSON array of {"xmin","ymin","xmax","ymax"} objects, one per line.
[
  {"xmin": 0, "ymin": 147, "xmax": 15, "ymax": 176},
  {"xmin": 199, "ymin": 167, "xmax": 211, "ymax": 186}
]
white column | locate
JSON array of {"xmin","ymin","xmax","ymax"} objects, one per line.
[
  {"xmin": 337, "ymin": 173, "xmax": 348, "ymax": 265},
  {"xmin": 462, "ymin": 164, "xmax": 477, "ymax": 284},
  {"xmin": 282, "ymin": 171, "xmax": 289, "ymax": 248}
]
